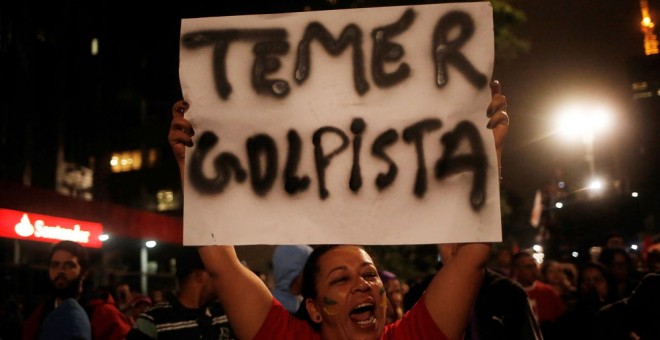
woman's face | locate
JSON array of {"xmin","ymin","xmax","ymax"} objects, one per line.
[
  {"xmin": 544, "ymin": 262, "xmax": 566, "ymax": 285},
  {"xmin": 580, "ymin": 267, "xmax": 609, "ymax": 301},
  {"xmin": 308, "ymin": 246, "xmax": 387, "ymax": 340}
]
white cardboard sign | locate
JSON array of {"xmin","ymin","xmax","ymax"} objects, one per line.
[{"xmin": 179, "ymin": 2, "xmax": 500, "ymax": 245}]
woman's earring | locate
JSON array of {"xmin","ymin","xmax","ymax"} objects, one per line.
[{"xmin": 314, "ymin": 314, "xmax": 322, "ymax": 323}]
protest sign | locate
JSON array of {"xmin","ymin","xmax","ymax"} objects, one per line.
[{"xmin": 179, "ymin": 2, "xmax": 500, "ymax": 245}]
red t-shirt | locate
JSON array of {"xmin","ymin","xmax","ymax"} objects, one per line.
[
  {"xmin": 254, "ymin": 297, "xmax": 448, "ymax": 340},
  {"xmin": 525, "ymin": 280, "xmax": 566, "ymax": 324}
]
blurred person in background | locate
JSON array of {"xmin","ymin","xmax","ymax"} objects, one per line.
[
  {"xmin": 149, "ymin": 289, "xmax": 165, "ymax": 304},
  {"xmin": 116, "ymin": 283, "xmax": 137, "ymax": 318},
  {"xmin": 597, "ymin": 247, "xmax": 641, "ymax": 300},
  {"xmin": 23, "ymin": 241, "xmax": 131, "ymax": 340},
  {"xmin": 0, "ymin": 292, "xmax": 23, "ymax": 340},
  {"xmin": 552, "ymin": 261, "xmax": 617, "ymax": 339},
  {"xmin": 602, "ymin": 231, "xmax": 626, "ymax": 250},
  {"xmin": 511, "ymin": 250, "xmax": 565, "ymax": 338},
  {"xmin": 443, "ymin": 245, "xmax": 543, "ymax": 340},
  {"xmin": 379, "ymin": 270, "xmax": 405, "ymax": 324},
  {"xmin": 127, "ymin": 246, "xmax": 235, "ymax": 339},
  {"xmin": 23, "ymin": 240, "xmax": 132, "ymax": 340},
  {"xmin": 595, "ymin": 271, "xmax": 660, "ymax": 339},
  {"xmin": 644, "ymin": 234, "xmax": 660, "ymax": 274},
  {"xmin": 271, "ymin": 245, "xmax": 313, "ymax": 314},
  {"xmin": 126, "ymin": 295, "xmax": 152, "ymax": 326},
  {"xmin": 490, "ymin": 245, "xmax": 514, "ymax": 277},
  {"xmin": 540, "ymin": 260, "xmax": 577, "ymax": 310},
  {"xmin": 22, "ymin": 240, "xmax": 91, "ymax": 340}
]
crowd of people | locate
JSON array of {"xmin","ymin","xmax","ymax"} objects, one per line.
[
  {"xmin": 8, "ymin": 234, "xmax": 659, "ymax": 339},
  {"xmin": 4, "ymin": 80, "xmax": 659, "ymax": 340}
]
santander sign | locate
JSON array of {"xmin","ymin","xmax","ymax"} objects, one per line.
[{"xmin": 0, "ymin": 208, "xmax": 103, "ymax": 248}]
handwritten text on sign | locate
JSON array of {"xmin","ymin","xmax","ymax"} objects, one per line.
[{"xmin": 179, "ymin": 2, "xmax": 501, "ymax": 245}]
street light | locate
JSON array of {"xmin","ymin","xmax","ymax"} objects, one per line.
[
  {"xmin": 556, "ymin": 103, "xmax": 613, "ymax": 194},
  {"xmin": 140, "ymin": 240, "xmax": 158, "ymax": 294}
]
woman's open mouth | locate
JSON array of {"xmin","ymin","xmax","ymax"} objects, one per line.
[{"xmin": 350, "ymin": 302, "xmax": 376, "ymax": 326}]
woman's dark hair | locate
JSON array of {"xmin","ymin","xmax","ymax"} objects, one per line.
[
  {"xmin": 577, "ymin": 261, "xmax": 617, "ymax": 305},
  {"xmin": 598, "ymin": 247, "xmax": 635, "ymax": 274},
  {"xmin": 294, "ymin": 244, "xmax": 366, "ymax": 330}
]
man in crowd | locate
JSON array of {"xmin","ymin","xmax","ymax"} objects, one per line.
[
  {"xmin": 441, "ymin": 245, "xmax": 543, "ymax": 339},
  {"xmin": 511, "ymin": 250, "xmax": 566, "ymax": 336},
  {"xmin": 127, "ymin": 246, "xmax": 235, "ymax": 339},
  {"xmin": 22, "ymin": 240, "xmax": 131, "ymax": 340}
]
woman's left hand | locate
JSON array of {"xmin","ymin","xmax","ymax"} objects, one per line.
[{"xmin": 486, "ymin": 80, "xmax": 509, "ymax": 176}]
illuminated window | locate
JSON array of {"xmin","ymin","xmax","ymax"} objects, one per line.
[
  {"xmin": 91, "ymin": 38, "xmax": 99, "ymax": 56},
  {"xmin": 110, "ymin": 150, "xmax": 142, "ymax": 173},
  {"xmin": 110, "ymin": 148, "xmax": 159, "ymax": 173},
  {"xmin": 632, "ymin": 81, "xmax": 648, "ymax": 91},
  {"xmin": 633, "ymin": 91, "xmax": 653, "ymax": 99},
  {"xmin": 156, "ymin": 190, "xmax": 179, "ymax": 211},
  {"xmin": 147, "ymin": 149, "xmax": 158, "ymax": 167}
]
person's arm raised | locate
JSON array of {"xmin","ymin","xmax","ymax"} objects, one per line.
[
  {"xmin": 422, "ymin": 80, "xmax": 509, "ymax": 340},
  {"xmin": 168, "ymin": 101, "xmax": 274, "ymax": 339}
]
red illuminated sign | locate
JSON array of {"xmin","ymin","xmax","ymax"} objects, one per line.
[{"xmin": 0, "ymin": 208, "xmax": 103, "ymax": 248}]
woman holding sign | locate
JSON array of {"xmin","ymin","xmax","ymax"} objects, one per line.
[{"xmin": 169, "ymin": 80, "xmax": 509, "ymax": 340}]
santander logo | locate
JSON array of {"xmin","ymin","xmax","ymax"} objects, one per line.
[
  {"xmin": 1, "ymin": 208, "xmax": 102, "ymax": 247},
  {"xmin": 13, "ymin": 213, "xmax": 91, "ymax": 243},
  {"xmin": 14, "ymin": 214, "xmax": 34, "ymax": 237}
]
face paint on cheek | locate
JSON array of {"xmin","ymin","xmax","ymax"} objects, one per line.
[{"xmin": 322, "ymin": 297, "xmax": 339, "ymax": 316}]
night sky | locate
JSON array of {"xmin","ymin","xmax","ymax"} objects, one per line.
[{"xmin": 3, "ymin": 0, "xmax": 657, "ymax": 216}]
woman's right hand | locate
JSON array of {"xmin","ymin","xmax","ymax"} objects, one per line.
[
  {"xmin": 168, "ymin": 100, "xmax": 194, "ymax": 175},
  {"xmin": 168, "ymin": 100, "xmax": 274, "ymax": 340}
]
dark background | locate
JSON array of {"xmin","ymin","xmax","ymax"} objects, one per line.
[{"xmin": 1, "ymin": 0, "xmax": 659, "ymax": 272}]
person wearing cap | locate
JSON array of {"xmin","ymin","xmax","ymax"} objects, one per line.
[
  {"xmin": 126, "ymin": 246, "xmax": 235, "ymax": 339},
  {"xmin": 271, "ymin": 245, "xmax": 313, "ymax": 314}
]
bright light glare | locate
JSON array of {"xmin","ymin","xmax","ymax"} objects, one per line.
[
  {"xmin": 588, "ymin": 178, "xmax": 604, "ymax": 191},
  {"xmin": 632, "ymin": 192, "xmax": 639, "ymax": 198},
  {"xmin": 631, "ymin": 244, "xmax": 638, "ymax": 251},
  {"xmin": 556, "ymin": 104, "xmax": 612, "ymax": 138},
  {"xmin": 571, "ymin": 251, "xmax": 579, "ymax": 258},
  {"xmin": 99, "ymin": 234, "xmax": 109, "ymax": 242},
  {"xmin": 533, "ymin": 244, "xmax": 544, "ymax": 253},
  {"xmin": 145, "ymin": 240, "xmax": 157, "ymax": 248},
  {"xmin": 555, "ymin": 202, "xmax": 563, "ymax": 209},
  {"xmin": 533, "ymin": 252, "xmax": 545, "ymax": 264},
  {"xmin": 591, "ymin": 107, "xmax": 612, "ymax": 132},
  {"xmin": 643, "ymin": 16, "xmax": 652, "ymax": 27},
  {"xmin": 557, "ymin": 107, "xmax": 585, "ymax": 138}
]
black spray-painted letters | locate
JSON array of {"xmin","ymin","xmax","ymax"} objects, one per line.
[
  {"xmin": 188, "ymin": 118, "xmax": 489, "ymax": 211},
  {"xmin": 181, "ymin": 8, "xmax": 487, "ymax": 99}
]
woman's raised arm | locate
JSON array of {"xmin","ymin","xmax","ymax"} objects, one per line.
[
  {"xmin": 423, "ymin": 80, "xmax": 509, "ymax": 340},
  {"xmin": 169, "ymin": 100, "xmax": 274, "ymax": 339}
]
